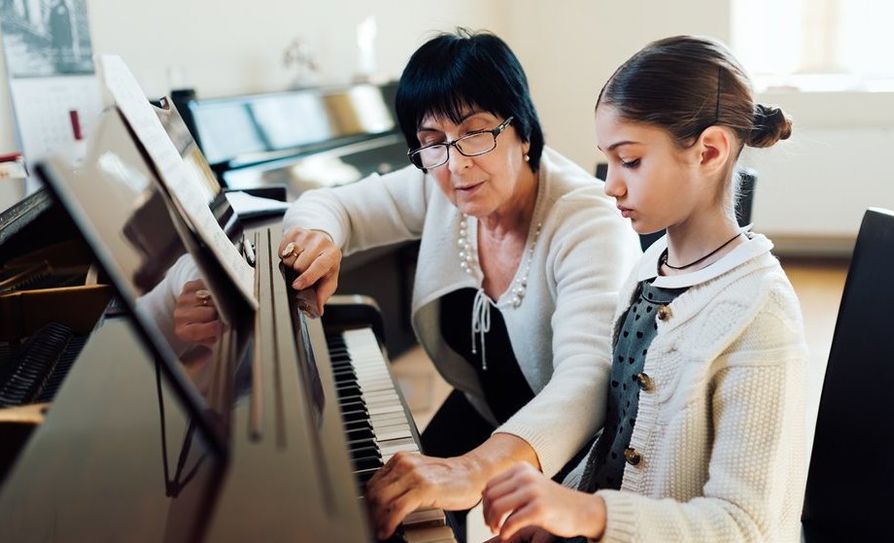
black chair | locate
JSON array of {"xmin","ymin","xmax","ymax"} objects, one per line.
[
  {"xmin": 801, "ymin": 208, "xmax": 894, "ymax": 541},
  {"xmin": 595, "ymin": 163, "xmax": 757, "ymax": 251}
]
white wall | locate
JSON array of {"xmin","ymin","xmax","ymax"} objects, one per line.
[
  {"xmin": 741, "ymin": 90, "xmax": 894, "ymax": 241},
  {"xmin": 0, "ymin": 0, "xmax": 505, "ymax": 152},
  {"xmin": 499, "ymin": 0, "xmax": 894, "ymax": 242},
  {"xmin": 2, "ymin": 0, "xmax": 893, "ymax": 242},
  {"xmin": 500, "ymin": 0, "xmax": 731, "ymax": 171}
]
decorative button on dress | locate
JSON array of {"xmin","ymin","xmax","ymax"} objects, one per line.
[{"xmin": 577, "ymin": 279, "xmax": 687, "ymax": 493}]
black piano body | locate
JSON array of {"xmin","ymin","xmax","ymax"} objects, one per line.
[{"xmin": 0, "ymin": 85, "xmax": 455, "ymax": 542}]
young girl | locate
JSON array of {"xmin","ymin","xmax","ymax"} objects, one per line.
[{"xmin": 481, "ymin": 35, "xmax": 808, "ymax": 542}]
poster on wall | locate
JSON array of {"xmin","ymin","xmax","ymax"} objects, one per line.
[{"xmin": 0, "ymin": 0, "xmax": 103, "ymax": 194}]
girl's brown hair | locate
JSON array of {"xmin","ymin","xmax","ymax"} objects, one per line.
[{"xmin": 597, "ymin": 35, "xmax": 791, "ymax": 152}]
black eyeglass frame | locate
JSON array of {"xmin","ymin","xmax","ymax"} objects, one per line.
[{"xmin": 407, "ymin": 116, "xmax": 515, "ymax": 170}]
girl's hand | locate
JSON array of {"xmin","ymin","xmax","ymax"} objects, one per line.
[{"xmin": 482, "ymin": 463, "xmax": 606, "ymax": 541}]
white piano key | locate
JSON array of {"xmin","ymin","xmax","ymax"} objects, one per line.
[
  {"xmin": 402, "ymin": 525, "xmax": 456, "ymax": 543},
  {"xmin": 403, "ymin": 508, "xmax": 448, "ymax": 528}
]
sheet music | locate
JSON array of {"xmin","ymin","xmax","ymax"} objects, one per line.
[
  {"xmin": 98, "ymin": 55, "xmax": 258, "ymax": 309},
  {"xmin": 225, "ymin": 190, "xmax": 290, "ymax": 218}
]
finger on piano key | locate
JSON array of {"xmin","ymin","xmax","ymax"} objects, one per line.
[
  {"xmin": 401, "ymin": 525, "xmax": 456, "ymax": 543},
  {"xmin": 403, "ymin": 508, "xmax": 447, "ymax": 528}
]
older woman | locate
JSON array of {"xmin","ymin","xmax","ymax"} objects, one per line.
[{"xmin": 278, "ymin": 29, "xmax": 640, "ymax": 541}]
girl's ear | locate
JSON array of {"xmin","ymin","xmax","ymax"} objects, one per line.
[{"xmin": 695, "ymin": 126, "xmax": 733, "ymax": 176}]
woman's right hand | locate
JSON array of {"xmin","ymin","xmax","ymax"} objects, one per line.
[{"xmin": 278, "ymin": 227, "xmax": 342, "ymax": 316}]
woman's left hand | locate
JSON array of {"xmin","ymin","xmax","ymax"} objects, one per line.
[
  {"xmin": 364, "ymin": 451, "xmax": 488, "ymax": 540},
  {"xmin": 482, "ymin": 463, "xmax": 606, "ymax": 541}
]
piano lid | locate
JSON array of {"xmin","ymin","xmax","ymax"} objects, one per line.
[{"xmin": 36, "ymin": 106, "xmax": 256, "ymax": 458}]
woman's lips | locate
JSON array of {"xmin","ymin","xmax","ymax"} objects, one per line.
[
  {"xmin": 455, "ymin": 181, "xmax": 484, "ymax": 194},
  {"xmin": 617, "ymin": 205, "xmax": 632, "ymax": 218}
]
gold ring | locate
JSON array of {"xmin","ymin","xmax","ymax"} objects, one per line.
[
  {"xmin": 280, "ymin": 242, "xmax": 301, "ymax": 260},
  {"xmin": 196, "ymin": 289, "xmax": 211, "ymax": 306}
]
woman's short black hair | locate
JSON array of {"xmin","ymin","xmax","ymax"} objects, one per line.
[{"xmin": 395, "ymin": 28, "xmax": 544, "ymax": 171}]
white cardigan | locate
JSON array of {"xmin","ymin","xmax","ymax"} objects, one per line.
[
  {"xmin": 283, "ymin": 147, "xmax": 642, "ymax": 476},
  {"xmin": 565, "ymin": 233, "xmax": 808, "ymax": 542}
]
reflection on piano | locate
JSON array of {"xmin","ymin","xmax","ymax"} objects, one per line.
[
  {"xmin": 174, "ymin": 83, "xmax": 419, "ymax": 358},
  {"xmin": 0, "ymin": 81, "xmax": 456, "ymax": 542},
  {"xmin": 0, "ymin": 189, "xmax": 112, "ymax": 480}
]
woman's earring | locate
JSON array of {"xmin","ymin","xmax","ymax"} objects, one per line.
[{"xmin": 524, "ymin": 153, "xmax": 530, "ymax": 162}]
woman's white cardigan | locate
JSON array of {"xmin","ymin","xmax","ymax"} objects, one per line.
[
  {"xmin": 283, "ymin": 147, "xmax": 641, "ymax": 476},
  {"xmin": 566, "ymin": 234, "xmax": 809, "ymax": 542}
]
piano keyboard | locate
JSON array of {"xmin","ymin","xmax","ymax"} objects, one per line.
[
  {"xmin": 327, "ymin": 328, "xmax": 456, "ymax": 543},
  {"xmin": 0, "ymin": 322, "xmax": 86, "ymax": 407}
]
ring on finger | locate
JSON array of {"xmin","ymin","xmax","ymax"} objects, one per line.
[
  {"xmin": 196, "ymin": 289, "xmax": 211, "ymax": 306},
  {"xmin": 280, "ymin": 241, "xmax": 301, "ymax": 260}
]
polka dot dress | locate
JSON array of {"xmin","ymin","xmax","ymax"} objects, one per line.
[{"xmin": 577, "ymin": 279, "xmax": 688, "ymax": 493}]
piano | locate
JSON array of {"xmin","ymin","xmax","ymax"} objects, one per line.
[
  {"xmin": 173, "ymin": 82, "xmax": 418, "ymax": 358},
  {"xmin": 0, "ymin": 84, "xmax": 456, "ymax": 542}
]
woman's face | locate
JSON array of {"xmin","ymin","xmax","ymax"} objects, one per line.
[
  {"xmin": 416, "ymin": 109, "xmax": 531, "ymax": 219},
  {"xmin": 595, "ymin": 104, "xmax": 704, "ymax": 235}
]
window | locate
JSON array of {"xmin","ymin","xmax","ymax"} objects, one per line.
[{"xmin": 731, "ymin": 0, "xmax": 894, "ymax": 92}]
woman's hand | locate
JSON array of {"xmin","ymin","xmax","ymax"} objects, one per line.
[
  {"xmin": 364, "ymin": 451, "xmax": 489, "ymax": 540},
  {"xmin": 278, "ymin": 227, "xmax": 341, "ymax": 315},
  {"xmin": 173, "ymin": 280, "xmax": 223, "ymax": 347},
  {"xmin": 482, "ymin": 463, "xmax": 606, "ymax": 541}
]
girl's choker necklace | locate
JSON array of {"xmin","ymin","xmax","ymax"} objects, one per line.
[{"xmin": 659, "ymin": 231, "xmax": 743, "ymax": 271}]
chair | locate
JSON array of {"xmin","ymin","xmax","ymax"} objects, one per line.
[
  {"xmin": 594, "ymin": 163, "xmax": 757, "ymax": 251},
  {"xmin": 801, "ymin": 208, "xmax": 894, "ymax": 541}
]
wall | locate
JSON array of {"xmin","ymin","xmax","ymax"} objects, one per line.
[
  {"xmin": 0, "ymin": 0, "xmax": 507, "ymax": 140},
  {"xmin": 2, "ymin": 1, "xmax": 893, "ymax": 243},
  {"xmin": 742, "ymin": 90, "xmax": 894, "ymax": 245},
  {"xmin": 0, "ymin": 0, "xmax": 505, "ymax": 207},
  {"xmin": 500, "ymin": 0, "xmax": 894, "ymax": 244},
  {"xmin": 500, "ymin": 0, "xmax": 731, "ymax": 171}
]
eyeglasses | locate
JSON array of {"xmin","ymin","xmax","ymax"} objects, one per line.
[{"xmin": 408, "ymin": 116, "xmax": 514, "ymax": 170}]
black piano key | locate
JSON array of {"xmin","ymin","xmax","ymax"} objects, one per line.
[
  {"xmin": 347, "ymin": 438, "xmax": 378, "ymax": 451},
  {"xmin": 345, "ymin": 426, "xmax": 375, "ymax": 440},
  {"xmin": 340, "ymin": 406, "xmax": 369, "ymax": 420},
  {"xmin": 343, "ymin": 419, "xmax": 373, "ymax": 432},
  {"xmin": 335, "ymin": 382, "xmax": 361, "ymax": 394},
  {"xmin": 355, "ymin": 467, "xmax": 379, "ymax": 483},
  {"xmin": 332, "ymin": 368, "xmax": 357, "ymax": 380},
  {"xmin": 353, "ymin": 456, "xmax": 383, "ymax": 472},
  {"xmin": 350, "ymin": 445, "xmax": 381, "ymax": 462},
  {"xmin": 340, "ymin": 400, "xmax": 368, "ymax": 413},
  {"xmin": 338, "ymin": 392, "xmax": 364, "ymax": 405}
]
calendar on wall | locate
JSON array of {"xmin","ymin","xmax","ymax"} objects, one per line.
[
  {"xmin": 0, "ymin": 0, "xmax": 103, "ymax": 193},
  {"xmin": 8, "ymin": 75, "xmax": 101, "ymax": 159}
]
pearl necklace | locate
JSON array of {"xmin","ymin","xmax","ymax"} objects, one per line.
[{"xmin": 458, "ymin": 213, "xmax": 542, "ymax": 370}]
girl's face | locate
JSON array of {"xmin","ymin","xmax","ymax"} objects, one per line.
[
  {"xmin": 417, "ymin": 110, "xmax": 531, "ymax": 219},
  {"xmin": 595, "ymin": 104, "xmax": 708, "ymax": 235}
]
